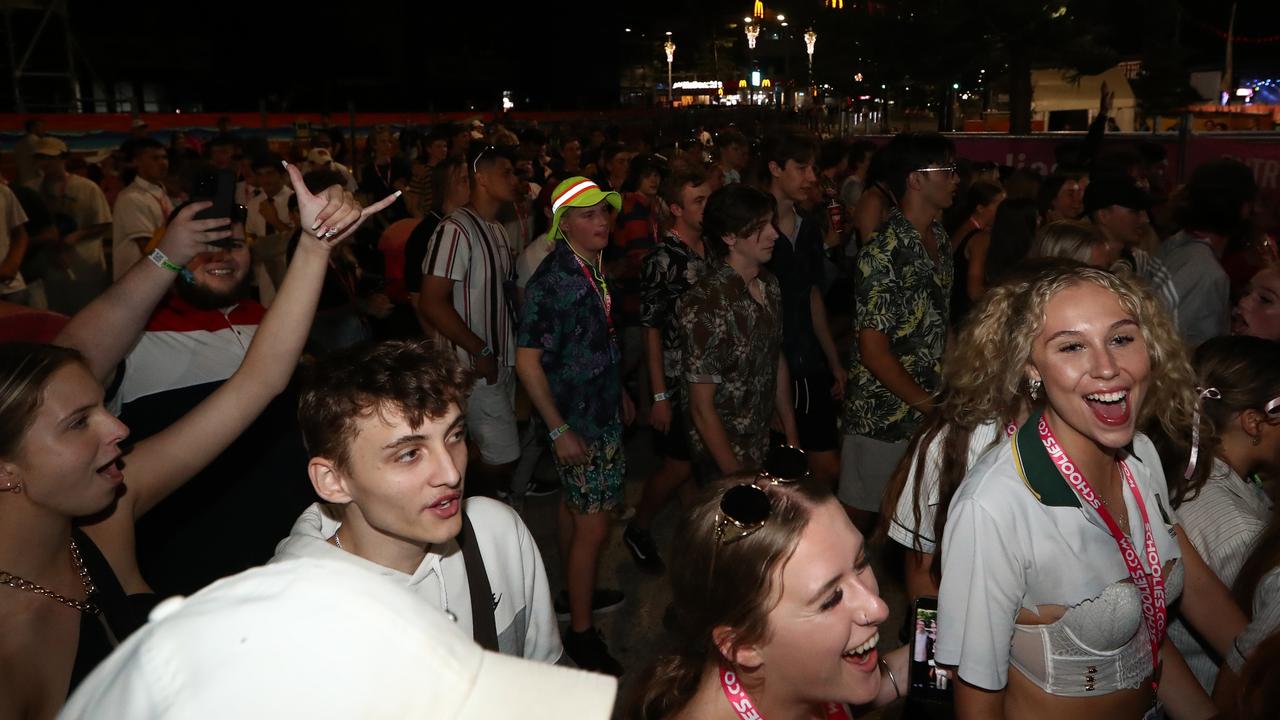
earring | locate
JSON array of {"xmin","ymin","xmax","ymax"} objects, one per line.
[
  {"xmin": 1028, "ymin": 378, "xmax": 1042, "ymax": 400},
  {"xmin": 0, "ymin": 481, "xmax": 22, "ymax": 494},
  {"xmin": 1253, "ymin": 434, "xmax": 1262, "ymax": 447}
]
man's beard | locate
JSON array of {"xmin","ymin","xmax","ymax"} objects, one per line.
[{"xmin": 175, "ymin": 270, "xmax": 253, "ymax": 310}]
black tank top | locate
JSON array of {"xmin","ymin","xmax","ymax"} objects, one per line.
[
  {"xmin": 950, "ymin": 227, "xmax": 981, "ymax": 326},
  {"xmin": 67, "ymin": 529, "xmax": 158, "ymax": 695}
]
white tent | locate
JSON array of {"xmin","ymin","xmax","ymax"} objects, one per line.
[{"xmin": 1031, "ymin": 64, "xmax": 1138, "ymax": 131}]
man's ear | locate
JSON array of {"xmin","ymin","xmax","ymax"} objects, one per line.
[
  {"xmin": 712, "ymin": 625, "xmax": 764, "ymax": 671},
  {"xmin": 768, "ymin": 159, "xmax": 783, "ymax": 180},
  {"xmin": 308, "ymin": 457, "xmax": 352, "ymax": 504}
]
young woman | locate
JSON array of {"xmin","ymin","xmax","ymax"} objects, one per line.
[
  {"xmin": 1028, "ymin": 220, "xmax": 1121, "ymax": 269},
  {"xmin": 980, "ymin": 198, "xmax": 1040, "ymax": 289},
  {"xmin": 1214, "ymin": 507, "xmax": 1280, "ymax": 711},
  {"xmin": 1231, "ymin": 265, "xmax": 1280, "ymax": 341},
  {"xmin": 638, "ymin": 453, "xmax": 908, "ymax": 719},
  {"xmin": 1150, "ymin": 335, "xmax": 1280, "ymax": 692},
  {"xmin": 936, "ymin": 265, "xmax": 1221, "ymax": 719},
  {"xmin": 0, "ymin": 166, "xmax": 393, "ymax": 717},
  {"xmin": 949, "ymin": 179, "xmax": 1006, "ymax": 325}
]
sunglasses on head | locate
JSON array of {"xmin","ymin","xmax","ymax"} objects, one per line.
[
  {"xmin": 1266, "ymin": 396, "xmax": 1280, "ymax": 419},
  {"xmin": 915, "ymin": 164, "xmax": 958, "ymax": 177},
  {"xmin": 712, "ymin": 446, "xmax": 810, "ymax": 546},
  {"xmin": 472, "ymin": 146, "xmax": 496, "ymax": 174}
]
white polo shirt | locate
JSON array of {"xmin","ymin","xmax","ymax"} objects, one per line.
[
  {"xmin": 888, "ymin": 420, "xmax": 1006, "ymax": 555},
  {"xmin": 937, "ymin": 415, "xmax": 1182, "ymax": 691},
  {"xmin": 1168, "ymin": 458, "xmax": 1272, "ymax": 690},
  {"xmin": 0, "ymin": 183, "xmax": 31, "ymax": 295},
  {"xmin": 113, "ymin": 177, "xmax": 171, "ymax": 279}
]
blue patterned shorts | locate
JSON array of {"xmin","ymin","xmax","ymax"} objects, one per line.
[{"xmin": 555, "ymin": 423, "xmax": 626, "ymax": 514}]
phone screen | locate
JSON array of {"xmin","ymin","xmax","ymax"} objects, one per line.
[{"xmin": 908, "ymin": 596, "xmax": 952, "ymax": 701}]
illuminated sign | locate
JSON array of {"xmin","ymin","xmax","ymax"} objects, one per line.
[{"xmin": 672, "ymin": 81, "xmax": 723, "ymax": 90}]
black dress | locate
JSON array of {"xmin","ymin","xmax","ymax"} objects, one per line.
[
  {"xmin": 950, "ymin": 227, "xmax": 982, "ymax": 327},
  {"xmin": 67, "ymin": 528, "xmax": 158, "ymax": 694}
]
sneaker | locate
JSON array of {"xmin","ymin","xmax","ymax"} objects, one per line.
[
  {"xmin": 554, "ymin": 588, "xmax": 626, "ymax": 621},
  {"xmin": 623, "ymin": 524, "xmax": 666, "ymax": 574},
  {"xmin": 563, "ymin": 626, "xmax": 624, "ymax": 677},
  {"xmin": 525, "ymin": 477, "xmax": 559, "ymax": 498}
]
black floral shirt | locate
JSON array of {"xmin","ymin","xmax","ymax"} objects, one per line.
[
  {"xmin": 680, "ymin": 260, "xmax": 783, "ymax": 467},
  {"xmin": 640, "ymin": 233, "xmax": 708, "ymax": 392},
  {"xmin": 843, "ymin": 208, "xmax": 952, "ymax": 442}
]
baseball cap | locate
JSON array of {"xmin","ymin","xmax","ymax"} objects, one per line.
[
  {"xmin": 130, "ymin": 118, "xmax": 149, "ymax": 129},
  {"xmin": 547, "ymin": 176, "xmax": 621, "ymax": 241},
  {"xmin": 1083, "ymin": 177, "xmax": 1150, "ymax": 215},
  {"xmin": 32, "ymin": 136, "xmax": 69, "ymax": 157},
  {"xmin": 61, "ymin": 558, "xmax": 617, "ymax": 719},
  {"xmin": 306, "ymin": 147, "xmax": 334, "ymax": 166}
]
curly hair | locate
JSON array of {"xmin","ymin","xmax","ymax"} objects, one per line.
[
  {"xmin": 297, "ymin": 340, "xmax": 474, "ymax": 473},
  {"xmin": 953, "ymin": 263, "xmax": 1195, "ymax": 439}
]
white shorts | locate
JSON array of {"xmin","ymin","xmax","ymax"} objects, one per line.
[
  {"xmin": 467, "ymin": 366, "xmax": 520, "ymax": 465},
  {"xmin": 837, "ymin": 434, "xmax": 909, "ymax": 512}
]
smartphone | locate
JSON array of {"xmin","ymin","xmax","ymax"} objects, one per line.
[
  {"xmin": 908, "ymin": 597, "xmax": 952, "ymax": 703},
  {"xmin": 191, "ymin": 169, "xmax": 237, "ymax": 225}
]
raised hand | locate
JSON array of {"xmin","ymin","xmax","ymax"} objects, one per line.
[
  {"xmin": 155, "ymin": 201, "xmax": 236, "ymax": 266},
  {"xmin": 283, "ymin": 161, "xmax": 400, "ymax": 247}
]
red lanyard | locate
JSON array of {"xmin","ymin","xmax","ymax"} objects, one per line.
[
  {"xmin": 719, "ymin": 666, "xmax": 850, "ymax": 720},
  {"xmin": 1036, "ymin": 417, "xmax": 1167, "ymax": 687},
  {"xmin": 570, "ymin": 250, "xmax": 616, "ymax": 341},
  {"xmin": 1005, "ymin": 420, "xmax": 1018, "ymax": 438}
]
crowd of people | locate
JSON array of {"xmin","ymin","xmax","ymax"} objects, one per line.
[{"xmin": 1, "ymin": 103, "xmax": 1279, "ymax": 720}]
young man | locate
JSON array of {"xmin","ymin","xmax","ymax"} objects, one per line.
[
  {"xmin": 681, "ymin": 184, "xmax": 799, "ymax": 479},
  {"xmin": 418, "ymin": 146, "xmax": 520, "ymax": 499},
  {"xmin": 517, "ymin": 176, "xmax": 633, "ymax": 676},
  {"xmin": 112, "ymin": 138, "xmax": 170, "ymax": 279},
  {"xmin": 245, "ymin": 155, "xmax": 296, "ymax": 305},
  {"xmin": 761, "ymin": 132, "xmax": 848, "ymax": 486},
  {"xmin": 1085, "ymin": 177, "xmax": 1180, "ymax": 320},
  {"xmin": 1157, "ymin": 158, "xmax": 1256, "ymax": 345},
  {"xmin": 270, "ymin": 341, "xmax": 561, "ymax": 663},
  {"xmin": 840, "ymin": 132, "xmax": 957, "ymax": 535},
  {"xmin": 624, "ymin": 161, "xmax": 712, "ymax": 574},
  {"xmin": 714, "ymin": 128, "xmax": 749, "ymax": 186}
]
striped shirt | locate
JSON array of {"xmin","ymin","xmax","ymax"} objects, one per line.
[
  {"xmin": 1169, "ymin": 458, "xmax": 1273, "ymax": 690},
  {"xmin": 1115, "ymin": 247, "xmax": 1180, "ymax": 325},
  {"xmin": 423, "ymin": 207, "xmax": 515, "ymax": 367},
  {"xmin": 1229, "ymin": 568, "xmax": 1280, "ymax": 673}
]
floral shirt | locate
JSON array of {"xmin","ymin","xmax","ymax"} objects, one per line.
[
  {"xmin": 680, "ymin": 260, "xmax": 783, "ymax": 468},
  {"xmin": 843, "ymin": 208, "xmax": 952, "ymax": 442},
  {"xmin": 517, "ymin": 241, "xmax": 622, "ymax": 442},
  {"xmin": 640, "ymin": 233, "xmax": 708, "ymax": 393}
]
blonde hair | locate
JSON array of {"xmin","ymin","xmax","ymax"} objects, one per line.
[
  {"xmin": 1029, "ymin": 220, "xmax": 1106, "ymax": 265},
  {"xmin": 945, "ymin": 263, "xmax": 1196, "ymax": 440}
]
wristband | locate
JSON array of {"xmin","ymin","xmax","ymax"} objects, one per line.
[
  {"xmin": 653, "ymin": 391, "xmax": 672, "ymax": 402},
  {"xmin": 148, "ymin": 248, "xmax": 184, "ymax": 274},
  {"xmin": 548, "ymin": 423, "xmax": 570, "ymax": 441},
  {"xmin": 149, "ymin": 248, "xmax": 194, "ymax": 283},
  {"xmin": 478, "ymin": 345, "xmax": 494, "ymax": 359}
]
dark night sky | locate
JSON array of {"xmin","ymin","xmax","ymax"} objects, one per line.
[{"xmin": 20, "ymin": 1, "xmax": 1280, "ymax": 113}]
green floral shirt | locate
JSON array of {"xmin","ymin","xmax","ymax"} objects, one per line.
[
  {"xmin": 843, "ymin": 209, "xmax": 952, "ymax": 442},
  {"xmin": 680, "ymin": 260, "xmax": 783, "ymax": 468}
]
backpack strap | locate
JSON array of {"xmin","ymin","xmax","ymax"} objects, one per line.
[{"xmin": 458, "ymin": 511, "xmax": 500, "ymax": 651}]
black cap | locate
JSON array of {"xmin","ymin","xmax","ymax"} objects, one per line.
[{"xmin": 1083, "ymin": 178, "xmax": 1150, "ymax": 215}]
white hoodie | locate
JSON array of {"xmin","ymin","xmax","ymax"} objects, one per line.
[{"xmin": 271, "ymin": 498, "xmax": 562, "ymax": 663}]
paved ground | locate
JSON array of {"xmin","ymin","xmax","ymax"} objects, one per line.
[{"xmin": 513, "ymin": 429, "xmax": 909, "ymax": 718}]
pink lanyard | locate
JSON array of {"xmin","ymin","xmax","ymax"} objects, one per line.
[
  {"xmin": 1036, "ymin": 416, "xmax": 1167, "ymax": 687},
  {"xmin": 720, "ymin": 666, "xmax": 851, "ymax": 720},
  {"xmin": 570, "ymin": 251, "xmax": 616, "ymax": 342}
]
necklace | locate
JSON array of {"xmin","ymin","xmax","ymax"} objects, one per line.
[{"xmin": 0, "ymin": 539, "xmax": 99, "ymax": 615}]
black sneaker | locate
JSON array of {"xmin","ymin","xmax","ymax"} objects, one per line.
[
  {"xmin": 563, "ymin": 626, "xmax": 624, "ymax": 677},
  {"xmin": 554, "ymin": 588, "xmax": 626, "ymax": 621},
  {"xmin": 525, "ymin": 477, "xmax": 559, "ymax": 497},
  {"xmin": 623, "ymin": 524, "xmax": 666, "ymax": 574}
]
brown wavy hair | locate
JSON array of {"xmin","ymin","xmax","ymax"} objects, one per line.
[
  {"xmin": 0, "ymin": 342, "xmax": 89, "ymax": 460},
  {"xmin": 633, "ymin": 474, "xmax": 833, "ymax": 720},
  {"xmin": 297, "ymin": 340, "xmax": 474, "ymax": 473}
]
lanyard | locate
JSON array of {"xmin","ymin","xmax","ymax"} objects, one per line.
[
  {"xmin": 1036, "ymin": 416, "xmax": 1167, "ymax": 687},
  {"xmin": 719, "ymin": 666, "xmax": 850, "ymax": 720},
  {"xmin": 144, "ymin": 184, "xmax": 171, "ymax": 220},
  {"xmin": 1005, "ymin": 420, "xmax": 1018, "ymax": 438},
  {"xmin": 570, "ymin": 248, "xmax": 616, "ymax": 342}
]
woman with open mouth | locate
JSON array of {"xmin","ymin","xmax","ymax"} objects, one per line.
[
  {"xmin": 0, "ymin": 166, "xmax": 395, "ymax": 718},
  {"xmin": 935, "ymin": 264, "xmax": 1226, "ymax": 719},
  {"xmin": 634, "ymin": 446, "xmax": 908, "ymax": 719}
]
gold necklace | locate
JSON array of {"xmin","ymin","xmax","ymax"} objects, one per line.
[{"xmin": 0, "ymin": 539, "xmax": 99, "ymax": 614}]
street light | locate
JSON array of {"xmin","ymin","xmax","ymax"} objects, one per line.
[
  {"xmin": 804, "ymin": 29, "xmax": 817, "ymax": 96},
  {"xmin": 664, "ymin": 34, "xmax": 676, "ymax": 105}
]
